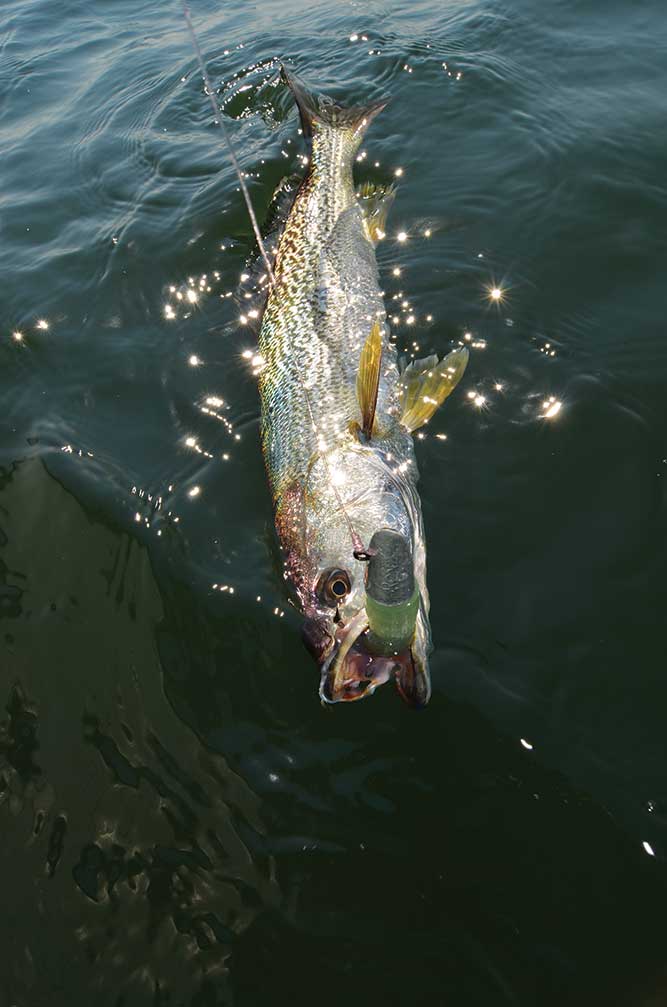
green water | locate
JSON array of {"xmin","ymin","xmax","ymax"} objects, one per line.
[{"xmin": 2, "ymin": 0, "xmax": 667, "ymax": 1003}]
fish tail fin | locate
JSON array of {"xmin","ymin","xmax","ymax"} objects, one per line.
[{"xmin": 281, "ymin": 65, "xmax": 387, "ymax": 143}]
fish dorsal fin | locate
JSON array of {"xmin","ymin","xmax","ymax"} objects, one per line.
[
  {"xmin": 400, "ymin": 346, "xmax": 469, "ymax": 432},
  {"xmin": 264, "ymin": 172, "xmax": 302, "ymax": 238},
  {"xmin": 238, "ymin": 174, "xmax": 301, "ymax": 334},
  {"xmin": 357, "ymin": 181, "xmax": 396, "ymax": 244},
  {"xmin": 356, "ymin": 320, "xmax": 383, "ymax": 440}
]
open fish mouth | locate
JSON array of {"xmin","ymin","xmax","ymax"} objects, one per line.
[{"xmin": 318, "ymin": 610, "xmax": 425, "ymax": 705}]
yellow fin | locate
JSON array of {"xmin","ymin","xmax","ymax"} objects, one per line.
[
  {"xmin": 400, "ymin": 346, "xmax": 469, "ymax": 432},
  {"xmin": 357, "ymin": 182, "xmax": 396, "ymax": 244},
  {"xmin": 356, "ymin": 320, "xmax": 383, "ymax": 439}
]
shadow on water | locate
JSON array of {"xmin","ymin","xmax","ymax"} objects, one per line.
[
  {"xmin": 149, "ymin": 582, "xmax": 667, "ymax": 1007},
  {"xmin": 0, "ymin": 457, "xmax": 278, "ymax": 1005},
  {"xmin": 3, "ymin": 457, "xmax": 667, "ymax": 1006}
]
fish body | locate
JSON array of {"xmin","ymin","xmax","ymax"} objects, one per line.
[{"xmin": 258, "ymin": 70, "xmax": 467, "ymax": 704}]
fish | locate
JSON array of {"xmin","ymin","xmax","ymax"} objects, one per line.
[{"xmin": 257, "ymin": 68, "xmax": 468, "ymax": 705}]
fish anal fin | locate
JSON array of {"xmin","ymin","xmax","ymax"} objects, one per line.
[
  {"xmin": 400, "ymin": 346, "xmax": 469, "ymax": 433},
  {"xmin": 356, "ymin": 321, "xmax": 383, "ymax": 440},
  {"xmin": 357, "ymin": 181, "xmax": 396, "ymax": 244}
]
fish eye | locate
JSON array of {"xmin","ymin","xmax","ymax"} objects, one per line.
[{"xmin": 317, "ymin": 568, "xmax": 351, "ymax": 606}]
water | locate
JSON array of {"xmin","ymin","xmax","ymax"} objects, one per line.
[{"xmin": 2, "ymin": 0, "xmax": 667, "ymax": 1003}]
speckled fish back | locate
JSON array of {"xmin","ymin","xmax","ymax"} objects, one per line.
[{"xmin": 258, "ymin": 120, "xmax": 402, "ymax": 510}]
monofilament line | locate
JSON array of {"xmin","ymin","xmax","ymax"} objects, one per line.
[
  {"xmin": 183, "ymin": 3, "xmax": 366, "ymax": 561},
  {"xmin": 181, "ymin": 2, "xmax": 276, "ymax": 287}
]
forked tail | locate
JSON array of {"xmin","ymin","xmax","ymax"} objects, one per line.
[{"xmin": 281, "ymin": 65, "xmax": 387, "ymax": 145}]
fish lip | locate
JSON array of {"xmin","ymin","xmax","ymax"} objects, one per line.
[
  {"xmin": 394, "ymin": 605, "xmax": 432, "ymax": 708},
  {"xmin": 394, "ymin": 647, "xmax": 430, "ymax": 708},
  {"xmin": 319, "ymin": 609, "xmax": 370, "ymax": 703}
]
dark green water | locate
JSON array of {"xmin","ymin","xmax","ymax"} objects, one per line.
[{"xmin": 2, "ymin": 0, "xmax": 667, "ymax": 1003}]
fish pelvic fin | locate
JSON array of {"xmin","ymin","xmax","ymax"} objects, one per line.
[
  {"xmin": 399, "ymin": 346, "xmax": 469, "ymax": 433},
  {"xmin": 358, "ymin": 181, "xmax": 396, "ymax": 244},
  {"xmin": 356, "ymin": 320, "xmax": 383, "ymax": 440},
  {"xmin": 281, "ymin": 65, "xmax": 387, "ymax": 142}
]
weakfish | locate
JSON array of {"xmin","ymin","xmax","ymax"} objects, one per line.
[
  {"xmin": 256, "ymin": 69, "xmax": 468, "ymax": 705},
  {"xmin": 180, "ymin": 7, "xmax": 467, "ymax": 705}
]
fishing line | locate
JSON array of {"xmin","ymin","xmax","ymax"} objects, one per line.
[
  {"xmin": 181, "ymin": 3, "xmax": 371, "ymax": 561},
  {"xmin": 180, "ymin": 2, "xmax": 276, "ymax": 286}
]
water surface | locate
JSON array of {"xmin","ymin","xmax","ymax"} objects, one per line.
[{"xmin": 2, "ymin": 0, "xmax": 667, "ymax": 1004}]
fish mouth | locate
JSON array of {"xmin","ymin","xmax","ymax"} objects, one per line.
[
  {"xmin": 318, "ymin": 527, "xmax": 431, "ymax": 706},
  {"xmin": 318, "ymin": 610, "xmax": 429, "ymax": 706}
]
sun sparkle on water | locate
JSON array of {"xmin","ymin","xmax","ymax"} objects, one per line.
[{"xmin": 542, "ymin": 399, "xmax": 562, "ymax": 419}]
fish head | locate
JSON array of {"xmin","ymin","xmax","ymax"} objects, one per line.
[{"xmin": 298, "ymin": 448, "xmax": 432, "ymax": 706}]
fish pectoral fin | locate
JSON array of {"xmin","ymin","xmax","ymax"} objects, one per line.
[
  {"xmin": 357, "ymin": 181, "xmax": 396, "ymax": 244},
  {"xmin": 399, "ymin": 346, "xmax": 469, "ymax": 432},
  {"xmin": 356, "ymin": 320, "xmax": 383, "ymax": 440}
]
